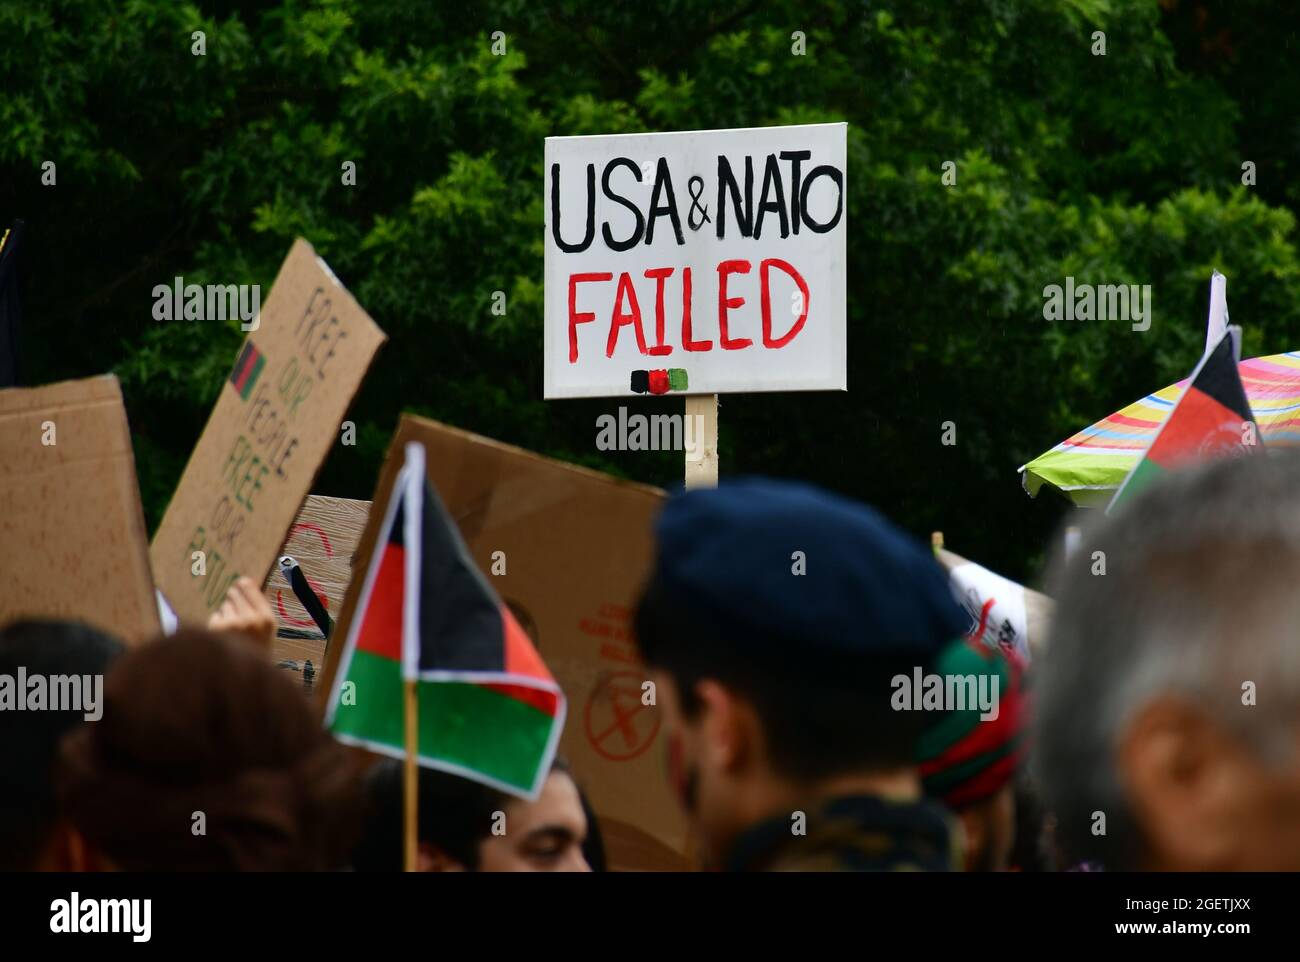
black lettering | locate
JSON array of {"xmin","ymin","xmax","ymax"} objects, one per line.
[
  {"xmin": 600, "ymin": 158, "xmax": 645, "ymax": 252},
  {"xmin": 754, "ymin": 154, "xmax": 789, "ymax": 241},
  {"xmin": 551, "ymin": 162, "xmax": 596, "ymax": 253},
  {"xmin": 646, "ymin": 157, "xmax": 684, "ymax": 246},
  {"xmin": 295, "ymin": 288, "xmax": 325, "ymax": 337},
  {"xmin": 716, "ymin": 155, "xmax": 753, "ymax": 239},
  {"xmin": 800, "ymin": 165, "xmax": 844, "ymax": 234},
  {"xmin": 780, "ymin": 150, "xmax": 811, "ymax": 234}
]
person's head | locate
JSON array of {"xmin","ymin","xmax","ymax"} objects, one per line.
[
  {"xmin": 56, "ymin": 628, "xmax": 364, "ymax": 870},
  {"xmin": 0, "ymin": 619, "xmax": 123, "ymax": 870},
  {"xmin": 916, "ymin": 638, "xmax": 1029, "ymax": 871},
  {"xmin": 353, "ymin": 757, "xmax": 593, "ymax": 871},
  {"xmin": 634, "ymin": 478, "xmax": 968, "ymax": 866},
  {"xmin": 1037, "ymin": 449, "xmax": 1300, "ymax": 871}
]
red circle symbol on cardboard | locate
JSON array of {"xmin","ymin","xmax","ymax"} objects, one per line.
[{"xmin": 584, "ymin": 671, "xmax": 660, "ymax": 762}]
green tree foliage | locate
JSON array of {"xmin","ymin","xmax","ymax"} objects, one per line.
[{"xmin": 4, "ymin": 0, "xmax": 1299, "ymax": 581}]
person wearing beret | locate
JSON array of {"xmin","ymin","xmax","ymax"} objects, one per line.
[{"xmin": 633, "ymin": 477, "xmax": 967, "ymax": 871}]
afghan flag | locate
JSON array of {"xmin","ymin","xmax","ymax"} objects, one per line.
[
  {"xmin": 326, "ymin": 442, "xmax": 566, "ymax": 798},
  {"xmin": 1108, "ymin": 327, "xmax": 1260, "ymax": 513}
]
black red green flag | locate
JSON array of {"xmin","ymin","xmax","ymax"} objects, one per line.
[
  {"xmin": 326, "ymin": 442, "xmax": 565, "ymax": 797},
  {"xmin": 1108, "ymin": 328, "xmax": 1260, "ymax": 513},
  {"xmin": 228, "ymin": 341, "xmax": 266, "ymax": 400}
]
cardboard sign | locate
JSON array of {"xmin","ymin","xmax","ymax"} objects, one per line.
[
  {"xmin": 322, "ymin": 416, "xmax": 689, "ymax": 870},
  {"xmin": 262, "ymin": 494, "xmax": 370, "ymax": 668},
  {"xmin": 0, "ymin": 375, "xmax": 159, "ymax": 643},
  {"xmin": 151, "ymin": 239, "xmax": 386, "ymax": 625},
  {"xmin": 544, "ymin": 122, "xmax": 847, "ymax": 398}
]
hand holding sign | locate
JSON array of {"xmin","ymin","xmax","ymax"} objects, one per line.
[{"xmin": 208, "ymin": 575, "xmax": 278, "ymax": 652}]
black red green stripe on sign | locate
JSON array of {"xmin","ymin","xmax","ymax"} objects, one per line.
[
  {"xmin": 631, "ymin": 368, "xmax": 688, "ymax": 394},
  {"xmin": 229, "ymin": 341, "xmax": 266, "ymax": 400}
]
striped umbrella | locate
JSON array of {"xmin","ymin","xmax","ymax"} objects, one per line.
[{"xmin": 1021, "ymin": 351, "xmax": 1300, "ymax": 505}]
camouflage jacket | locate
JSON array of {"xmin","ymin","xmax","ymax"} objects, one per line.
[{"xmin": 724, "ymin": 794, "xmax": 959, "ymax": 872}]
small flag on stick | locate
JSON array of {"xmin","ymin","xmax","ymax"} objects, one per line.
[{"xmin": 326, "ymin": 442, "xmax": 566, "ymax": 797}]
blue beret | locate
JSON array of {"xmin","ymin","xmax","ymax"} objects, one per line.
[{"xmin": 651, "ymin": 477, "xmax": 966, "ymax": 660}]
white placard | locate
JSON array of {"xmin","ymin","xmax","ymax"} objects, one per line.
[
  {"xmin": 950, "ymin": 561, "xmax": 1030, "ymax": 663},
  {"xmin": 544, "ymin": 123, "xmax": 847, "ymax": 398}
]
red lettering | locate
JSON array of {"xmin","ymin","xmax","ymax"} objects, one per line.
[
  {"xmin": 717, "ymin": 259, "xmax": 752, "ymax": 350},
  {"xmin": 606, "ymin": 272, "xmax": 648, "ymax": 357},
  {"xmin": 568, "ymin": 272, "xmax": 611, "ymax": 363},
  {"xmin": 567, "ymin": 260, "xmax": 806, "ymax": 361},
  {"xmin": 760, "ymin": 258, "xmax": 810, "ymax": 348},
  {"xmin": 644, "ymin": 267, "xmax": 674, "ymax": 356},
  {"xmin": 681, "ymin": 266, "xmax": 710, "ymax": 352}
]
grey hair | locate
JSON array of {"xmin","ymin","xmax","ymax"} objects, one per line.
[{"xmin": 1034, "ymin": 449, "xmax": 1300, "ymax": 869}]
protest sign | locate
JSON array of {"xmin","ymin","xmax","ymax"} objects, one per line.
[
  {"xmin": 0, "ymin": 375, "xmax": 159, "ymax": 643},
  {"xmin": 322, "ymin": 415, "xmax": 689, "ymax": 870},
  {"xmin": 150, "ymin": 239, "xmax": 386, "ymax": 625},
  {"xmin": 262, "ymin": 494, "xmax": 370, "ymax": 667},
  {"xmin": 544, "ymin": 122, "xmax": 847, "ymax": 399},
  {"xmin": 936, "ymin": 545, "xmax": 1053, "ymax": 661}
]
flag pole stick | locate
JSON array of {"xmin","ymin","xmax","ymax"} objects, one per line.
[
  {"xmin": 685, "ymin": 394, "xmax": 719, "ymax": 489},
  {"xmin": 403, "ymin": 678, "xmax": 418, "ymax": 871}
]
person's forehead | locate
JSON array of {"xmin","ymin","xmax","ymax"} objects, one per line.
[{"xmin": 508, "ymin": 772, "xmax": 586, "ymax": 834}]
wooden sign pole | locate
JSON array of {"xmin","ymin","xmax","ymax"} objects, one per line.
[{"xmin": 685, "ymin": 394, "xmax": 719, "ymax": 489}]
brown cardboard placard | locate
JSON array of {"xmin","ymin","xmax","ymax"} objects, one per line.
[
  {"xmin": 0, "ymin": 375, "xmax": 160, "ymax": 644},
  {"xmin": 150, "ymin": 239, "xmax": 386, "ymax": 625},
  {"xmin": 262, "ymin": 494, "xmax": 370, "ymax": 667},
  {"xmin": 320, "ymin": 415, "xmax": 689, "ymax": 870}
]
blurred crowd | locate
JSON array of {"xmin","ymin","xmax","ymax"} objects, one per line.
[{"xmin": 5, "ymin": 449, "xmax": 1299, "ymax": 872}]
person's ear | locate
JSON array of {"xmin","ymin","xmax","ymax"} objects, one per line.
[
  {"xmin": 693, "ymin": 679, "xmax": 756, "ymax": 774},
  {"xmin": 417, "ymin": 842, "xmax": 467, "ymax": 873},
  {"xmin": 1118, "ymin": 696, "xmax": 1242, "ymax": 871}
]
